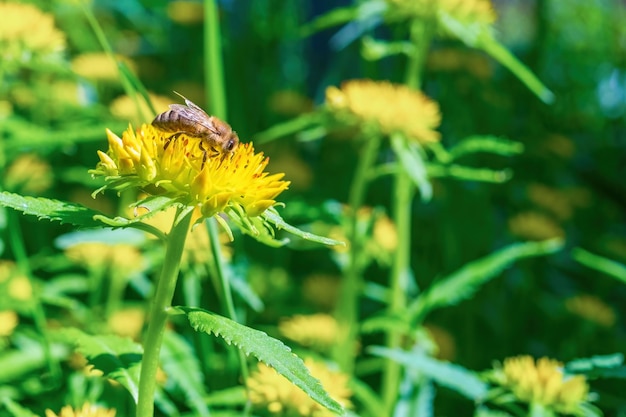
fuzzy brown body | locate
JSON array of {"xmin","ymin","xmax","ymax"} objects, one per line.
[{"xmin": 152, "ymin": 94, "xmax": 239, "ymax": 157}]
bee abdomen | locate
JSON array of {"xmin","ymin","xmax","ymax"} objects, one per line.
[{"xmin": 152, "ymin": 110, "xmax": 187, "ymax": 132}]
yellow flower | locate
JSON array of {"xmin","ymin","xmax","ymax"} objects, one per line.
[
  {"xmin": 247, "ymin": 358, "xmax": 352, "ymax": 417},
  {"xmin": 494, "ymin": 356, "xmax": 590, "ymax": 415},
  {"xmin": 526, "ymin": 184, "xmax": 574, "ymax": 221},
  {"xmin": 325, "ymin": 80, "xmax": 441, "ymax": 144},
  {"xmin": 45, "ymin": 403, "xmax": 116, "ymax": 417},
  {"xmin": 386, "ymin": 0, "xmax": 496, "ymax": 25},
  {"xmin": 279, "ymin": 314, "xmax": 339, "ymax": 353},
  {"xmin": 507, "ymin": 211, "xmax": 565, "ymax": 241},
  {"xmin": 110, "ymin": 92, "xmax": 173, "ymax": 126},
  {"xmin": 167, "ymin": 1, "xmax": 205, "ymax": 25},
  {"xmin": 4, "ymin": 154, "xmax": 53, "ymax": 194},
  {"xmin": 0, "ymin": 260, "xmax": 33, "ymax": 301},
  {"xmin": 0, "ymin": 2, "xmax": 65, "ymax": 59},
  {"xmin": 71, "ymin": 52, "xmax": 136, "ymax": 83},
  {"xmin": 107, "ymin": 307, "xmax": 145, "ymax": 340},
  {"xmin": 423, "ymin": 324, "xmax": 456, "ymax": 361},
  {"xmin": 92, "ymin": 124, "xmax": 290, "ymax": 219},
  {"xmin": 0, "ymin": 310, "xmax": 19, "ymax": 337},
  {"xmin": 302, "ymin": 274, "xmax": 340, "ymax": 311},
  {"xmin": 65, "ymin": 243, "xmax": 143, "ymax": 277},
  {"xmin": 565, "ymin": 295, "xmax": 616, "ymax": 328}
]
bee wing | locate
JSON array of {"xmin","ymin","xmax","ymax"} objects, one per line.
[{"xmin": 167, "ymin": 103, "xmax": 220, "ymax": 135}]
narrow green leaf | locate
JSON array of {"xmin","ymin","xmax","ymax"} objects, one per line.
[
  {"xmin": 448, "ymin": 136, "xmax": 524, "ymax": 160},
  {"xmin": 1, "ymin": 398, "xmax": 37, "ymax": 417},
  {"xmin": 254, "ymin": 112, "xmax": 324, "ymax": 144},
  {"xmin": 566, "ymin": 353, "xmax": 626, "ymax": 380},
  {"xmin": 161, "ymin": 330, "xmax": 211, "ymax": 417},
  {"xmin": 390, "ymin": 133, "xmax": 432, "ymax": 201},
  {"xmin": 438, "ymin": 11, "xmax": 554, "ymax": 104},
  {"xmin": 300, "ymin": 6, "xmax": 359, "ymax": 37},
  {"xmin": 0, "ymin": 191, "xmax": 104, "ymax": 228},
  {"xmin": 474, "ymin": 406, "xmax": 515, "ymax": 417},
  {"xmin": 348, "ymin": 378, "xmax": 386, "ymax": 417},
  {"xmin": 572, "ymin": 248, "xmax": 626, "ymax": 284},
  {"xmin": 409, "ymin": 238, "xmax": 564, "ymax": 321},
  {"xmin": 264, "ymin": 209, "xmax": 346, "ymax": 247},
  {"xmin": 427, "ymin": 164, "xmax": 513, "ymax": 183},
  {"xmin": 54, "ymin": 328, "xmax": 143, "ymax": 402},
  {"xmin": 369, "ymin": 346, "xmax": 488, "ymax": 400},
  {"xmin": 177, "ymin": 307, "xmax": 344, "ymax": 415},
  {"xmin": 0, "ymin": 336, "xmax": 69, "ymax": 384},
  {"xmin": 361, "ymin": 36, "xmax": 414, "ymax": 61}
]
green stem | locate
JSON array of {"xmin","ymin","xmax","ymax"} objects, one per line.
[
  {"xmin": 206, "ymin": 218, "xmax": 250, "ymax": 387},
  {"xmin": 333, "ymin": 134, "xmax": 382, "ymax": 373},
  {"xmin": 381, "ymin": 17, "xmax": 431, "ymax": 414},
  {"xmin": 6, "ymin": 211, "xmax": 61, "ymax": 382},
  {"xmin": 204, "ymin": 0, "xmax": 227, "ymax": 119},
  {"xmin": 136, "ymin": 208, "xmax": 193, "ymax": 417}
]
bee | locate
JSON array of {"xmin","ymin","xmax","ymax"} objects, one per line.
[{"xmin": 152, "ymin": 92, "xmax": 239, "ymax": 165}]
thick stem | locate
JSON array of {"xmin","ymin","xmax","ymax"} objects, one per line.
[
  {"xmin": 204, "ymin": 0, "xmax": 227, "ymax": 119},
  {"xmin": 136, "ymin": 208, "xmax": 192, "ymax": 417},
  {"xmin": 333, "ymin": 134, "xmax": 382, "ymax": 373}
]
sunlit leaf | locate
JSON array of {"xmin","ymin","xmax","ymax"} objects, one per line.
[
  {"xmin": 176, "ymin": 307, "xmax": 344, "ymax": 415},
  {"xmin": 263, "ymin": 208, "xmax": 345, "ymax": 247},
  {"xmin": 369, "ymin": 346, "xmax": 488, "ymax": 400},
  {"xmin": 408, "ymin": 238, "xmax": 564, "ymax": 321},
  {"xmin": 0, "ymin": 191, "xmax": 103, "ymax": 228},
  {"xmin": 390, "ymin": 133, "xmax": 432, "ymax": 201},
  {"xmin": 448, "ymin": 136, "xmax": 524, "ymax": 160},
  {"xmin": 566, "ymin": 353, "xmax": 626, "ymax": 380},
  {"xmin": 254, "ymin": 112, "xmax": 324, "ymax": 144}
]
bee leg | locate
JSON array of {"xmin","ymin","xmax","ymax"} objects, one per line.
[
  {"xmin": 164, "ymin": 132, "xmax": 182, "ymax": 150},
  {"xmin": 198, "ymin": 141, "xmax": 208, "ymax": 168}
]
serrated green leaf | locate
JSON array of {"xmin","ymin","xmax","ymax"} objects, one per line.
[
  {"xmin": 54, "ymin": 328, "xmax": 142, "ymax": 402},
  {"xmin": 369, "ymin": 346, "xmax": 488, "ymax": 400},
  {"xmin": 438, "ymin": 11, "xmax": 554, "ymax": 104},
  {"xmin": 390, "ymin": 133, "xmax": 432, "ymax": 201},
  {"xmin": 572, "ymin": 248, "xmax": 626, "ymax": 284},
  {"xmin": 0, "ymin": 191, "xmax": 104, "ymax": 228},
  {"xmin": 177, "ymin": 307, "xmax": 344, "ymax": 415},
  {"xmin": 161, "ymin": 330, "xmax": 210, "ymax": 417},
  {"xmin": 409, "ymin": 238, "xmax": 564, "ymax": 322}
]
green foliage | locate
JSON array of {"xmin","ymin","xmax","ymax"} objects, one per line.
[
  {"xmin": 572, "ymin": 248, "xmax": 626, "ymax": 284},
  {"xmin": 408, "ymin": 238, "xmax": 565, "ymax": 322},
  {"xmin": 369, "ymin": 346, "xmax": 488, "ymax": 401},
  {"xmin": 177, "ymin": 307, "xmax": 345, "ymax": 416},
  {"xmin": 566, "ymin": 354, "xmax": 626, "ymax": 380},
  {"xmin": 54, "ymin": 328, "xmax": 143, "ymax": 402}
]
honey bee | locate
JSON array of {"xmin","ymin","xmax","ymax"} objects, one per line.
[{"xmin": 152, "ymin": 92, "xmax": 239, "ymax": 164}]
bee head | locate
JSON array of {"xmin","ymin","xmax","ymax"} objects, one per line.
[{"xmin": 225, "ymin": 132, "xmax": 239, "ymax": 152}]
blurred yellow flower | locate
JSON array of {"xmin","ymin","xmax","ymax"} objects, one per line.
[
  {"xmin": 107, "ymin": 307, "xmax": 145, "ymax": 340},
  {"xmin": 526, "ymin": 184, "xmax": 573, "ymax": 221},
  {"xmin": 0, "ymin": 310, "xmax": 19, "ymax": 337},
  {"xmin": 372, "ymin": 214, "xmax": 398, "ymax": 253},
  {"xmin": 387, "ymin": 0, "xmax": 496, "ymax": 25},
  {"xmin": 424, "ymin": 324, "xmax": 456, "ymax": 361},
  {"xmin": 0, "ymin": 260, "xmax": 33, "ymax": 301},
  {"xmin": 45, "ymin": 403, "xmax": 116, "ymax": 417},
  {"xmin": 110, "ymin": 92, "xmax": 173, "ymax": 126},
  {"xmin": 493, "ymin": 356, "xmax": 590, "ymax": 415},
  {"xmin": 4, "ymin": 153, "xmax": 53, "ymax": 194},
  {"xmin": 0, "ymin": 2, "xmax": 65, "ymax": 59},
  {"xmin": 167, "ymin": 1, "xmax": 205, "ymax": 25},
  {"xmin": 65, "ymin": 243, "xmax": 143, "ymax": 277},
  {"xmin": 247, "ymin": 358, "xmax": 352, "ymax": 417},
  {"xmin": 92, "ymin": 124, "xmax": 290, "ymax": 218},
  {"xmin": 268, "ymin": 90, "xmax": 314, "ymax": 116},
  {"xmin": 325, "ymin": 79, "xmax": 441, "ymax": 144},
  {"xmin": 71, "ymin": 52, "xmax": 136, "ymax": 83},
  {"xmin": 427, "ymin": 48, "xmax": 493, "ymax": 79},
  {"xmin": 302, "ymin": 274, "xmax": 340, "ymax": 311},
  {"xmin": 507, "ymin": 211, "xmax": 564, "ymax": 241},
  {"xmin": 565, "ymin": 295, "xmax": 616, "ymax": 328},
  {"xmin": 279, "ymin": 314, "xmax": 339, "ymax": 353}
]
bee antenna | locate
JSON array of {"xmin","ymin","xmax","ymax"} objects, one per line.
[{"xmin": 172, "ymin": 91, "xmax": 187, "ymax": 101}]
